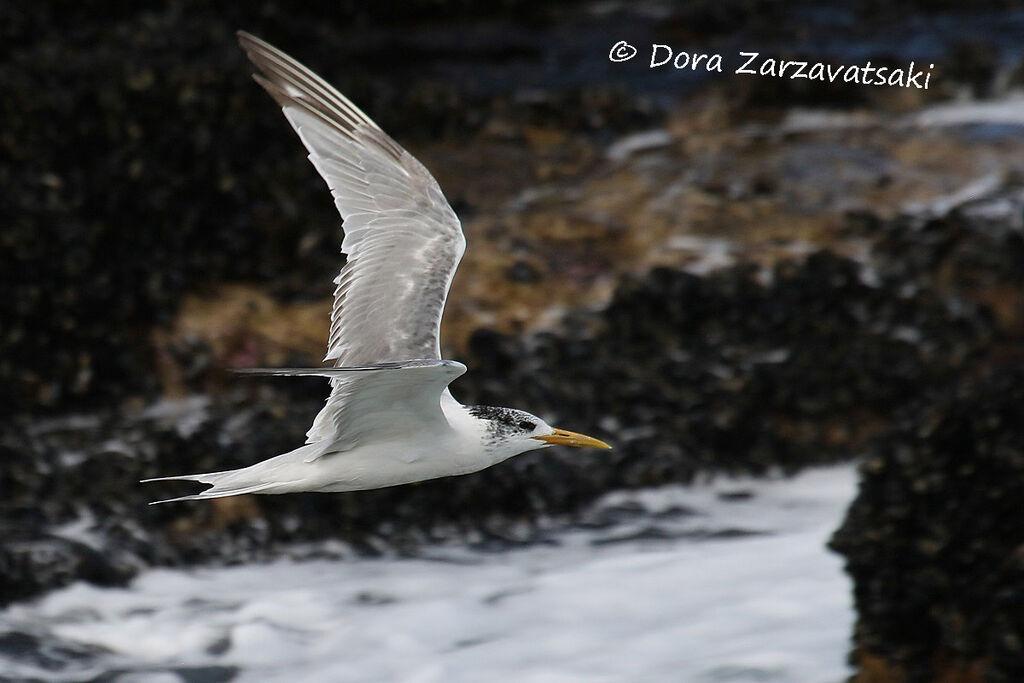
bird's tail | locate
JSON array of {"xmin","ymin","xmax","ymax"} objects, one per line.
[{"xmin": 140, "ymin": 470, "xmax": 282, "ymax": 505}]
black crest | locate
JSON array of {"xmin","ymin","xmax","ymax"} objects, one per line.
[{"xmin": 467, "ymin": 405, "xmax": 537, "ymax": 439}]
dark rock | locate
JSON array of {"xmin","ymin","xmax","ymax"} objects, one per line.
[
  {"xmin": 0, "ymin": 534, "xmax": 136, "ymax": 606},
  {"xmin": 0, "ymin": 247, "xmax": 1001, "ymax": 605},
  {"xmin": 463, "ymin": 251, "xmax": 996, "ymax": 480},
  {"xmin": 831, "ymin": 366, "xmax": 1024, "ymax": 682},
  {"xmin": 827, "ymin": 181, "xmax": 1024, "ymax": 681}
]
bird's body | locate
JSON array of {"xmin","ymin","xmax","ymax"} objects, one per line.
[
  {"xmin": 181, "ymin": 398, "xmax": 499, "ymax": 496},
  {"xmin": 144, "ymin": 32, "xmax": 609, "ymax": 504}
]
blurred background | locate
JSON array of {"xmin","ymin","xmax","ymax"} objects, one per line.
[{"xmin": 4, "ymin": 1, "xmax": 1024, "ymax": 681}]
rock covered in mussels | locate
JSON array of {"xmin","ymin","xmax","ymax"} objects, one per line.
[
  {"xmin": 827, "ymin": 183, "xmax": 1024, "ymax": 682},
  {"xmin": 0, "ymin": 248, "xmax": 1000, "ymax": 605},
  {"xmin": 830, "ymin": 367, "xmax": 1024, "ymax": 682}
]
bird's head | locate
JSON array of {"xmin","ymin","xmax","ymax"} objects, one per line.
[{"xmin": 467, "ymin": 405, "xmax": 611, "ymax": 459}]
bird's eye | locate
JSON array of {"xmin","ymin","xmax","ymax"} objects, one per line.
[{"xmin": 519, "ymin": 420, "xmax": 536, "ymax": 431}]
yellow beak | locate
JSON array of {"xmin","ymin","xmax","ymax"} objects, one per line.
[{"xmin": 532, "ymin": 428, "xmax": 612, "ymax": 449}]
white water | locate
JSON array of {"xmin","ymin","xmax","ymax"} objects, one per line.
[{"xmin": 0, "ymin": 465, "xmax": 857, "ymax": 683}]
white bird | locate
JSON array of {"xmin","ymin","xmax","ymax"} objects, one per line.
[{"xmin": 143, "ymin": 32, "xmax": 610, "ymax": 504}]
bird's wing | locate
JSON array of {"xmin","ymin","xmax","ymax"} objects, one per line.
[
  {"xmin": 237, "ymin": 32, "xmax": 468, "ymax": 447},
  {"xmin": 238, "ymin": 31, "xmax": 465, "ymax": 367},
  {"xmin": 236, "ymin": 360, "xmax": 467, "ymax": 454}
]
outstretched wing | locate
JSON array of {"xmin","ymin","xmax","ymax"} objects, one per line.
[
  {"xmin": 238, "ymin": 31, "xmax": 465, "ymax": 367},
  {"xmin": 238, "ymin": 32, "xmax": 468, "ymax": 447}
]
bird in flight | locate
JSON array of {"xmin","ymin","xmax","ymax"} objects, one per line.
[{"xmin": 144, "ymin": 32, "xmax": 610, "ymax": 504}]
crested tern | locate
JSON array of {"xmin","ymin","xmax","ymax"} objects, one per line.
[{"xmin": 144, "ymin": 32, "xmax": 611, "ymax": 504}]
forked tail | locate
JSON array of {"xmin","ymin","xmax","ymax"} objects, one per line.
[{"xmin": 140, "ymin": 471, "xmax": 282, "ymax": 505}]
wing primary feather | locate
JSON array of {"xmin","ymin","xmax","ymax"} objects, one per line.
[
  {"xmin": 238, "ymin": 31, "xmax": 375, "ymax": 126},
  {"xmin": 238, "ymin": 31, "xmax": 405, "ymax": 161}
]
